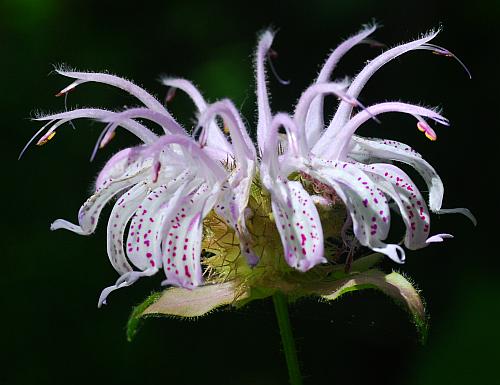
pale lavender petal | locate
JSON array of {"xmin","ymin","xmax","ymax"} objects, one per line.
[
  {"xmin": 35, "ymin": 108, "xmax": 157, "ymax": 144},
  {"xmin": 161, "ymin": 77, "xmax": 207, "ymax": 110},
  {"xmin": 319, "ymin": 30, "xmax": 440, "ymax": 148},
  {"xmin": 198, "ymin": 100, "xmax": 256, "ymax": 162},
  {"xmin": 294, "ymin": 82, "xmax": 352, "ymax": 151},
  {"xmin": 255, "ymin": 30, "xmax": 274, "ymax": 153},
  {"xmin": 304, "ymin": 23, "xmax": 377, "ymax": 147},
  {"xmin": 316, "ymin": 23, "xmax": 378, "ymax": 83},
  {"xmin": 147, "ymin": 134, "xmax": 226, "ymax": 183},
  {"xmin": 100, "ymin": 107, "xmax": 185, "ymax": 136},
  {"xmin": 315, "ymin": 102, "xmax": 448, "ymax": 159},
  {"xmin": 161, "ymin": 78, "xmax": 233, "ymax": 157},
  {"xmin": 56, "ymin": 69, "xmax": 167, "ymax": 113}
]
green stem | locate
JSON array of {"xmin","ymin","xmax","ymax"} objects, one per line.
[{"xmin": 272, "ymin": 291, "xmax": 303, "ymax": 385}]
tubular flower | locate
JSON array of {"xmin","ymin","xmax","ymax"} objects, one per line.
[{"xmin": 27, "ymin": 24, "xmax": 474, "ymax": 330}]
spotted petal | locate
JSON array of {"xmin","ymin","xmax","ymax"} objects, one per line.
[
  {"xmin": 126, "ymin": 171, "xmax": 195, "ymax": 271},
  {"xmin": 271, "ymin": 180, "xmax": 325, "ymax": 271},
  {"xmin": 308, "ymin": 159, "xmax": 405, "ymax": 263},
  {"xmin": 107, "ymin": 182, "xmax": 149, "ymax": 274},
  {"xmin": 358, "ymin": 163, "xmax": 433, "ymax": 249},
  {"xmin": 350, "ymin": 136, "xmax": 476, "ymax": 224},
  {"xmin": 159, "ymin": 183, "xmax": 219, "ymax": 288},
  {"xmin": 51, "ymin": 157, "xmax": 151, "ymax": 235}
]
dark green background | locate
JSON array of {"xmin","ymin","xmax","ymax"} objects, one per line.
[{"xmin": 1, "ymin": 0, "xmax": 497, "ymax": 384}]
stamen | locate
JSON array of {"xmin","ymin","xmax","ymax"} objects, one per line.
[
  {"xmin": 64, "ymin": 93, "xmax": 77, "ymax": 131},
  {"xmin": 351, "ymin": 99, "xmax": 382, "ymax": 124},
  {"xmin": 90, "ymin": 123, "xmax": 114, "ymax": 162},
  {"xmin": 360, "ymin": 38, "xmax": 387, "ymax": 49},
  {"xmin": 100, "ymin": 127, "xmax": 116, "ymax": 149},
  {"xmin": 55, "ymin": 80, "xmax": 85, "ymax": 97},
  {"xmin": 18, "ymin": 120, "xmax": 54, "ymax": 160},
  {"xmin": 37, "ymin": 130, "xmax": 57, "ymax": 146},
  {"xmin": 267, "ymin": 49, "xmax": 291, "ymax": 86},
  {"xmin": 165, "ymin": 87, "xmax": 177, "ymax": 104},
  {"xmin": 416, "ymin": 120, "xmax": 437, "ymax": 141},
  {"xmin": 223, "ymin": 120, "xmax": 230, "ymax": 135},
  {"xmin": 422, "ymin": 43, "xmax": 472, "ymax": 79},
  {"xmin": 152, "ymin": 161, "xmax": 161, "ymax": 183}
]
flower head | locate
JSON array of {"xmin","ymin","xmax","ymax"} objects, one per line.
[{"xmin": 25, "ymin": 24, "xmax": 474, "ymax": 320}]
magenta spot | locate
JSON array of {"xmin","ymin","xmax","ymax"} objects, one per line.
[{"xmin": 146, "ymin": 252, "xmax": 152, "ymax": 258}]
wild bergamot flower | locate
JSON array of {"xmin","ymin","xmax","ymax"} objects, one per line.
[{"xmin": 24, "ymin": 24, "xmax": 474, "ymax": 348}]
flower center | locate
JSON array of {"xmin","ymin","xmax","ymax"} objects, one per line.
[{"xmin": 202, "ymin": 177, "xmax": 348, "ymax": 288}]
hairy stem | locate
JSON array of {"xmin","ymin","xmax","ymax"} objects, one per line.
[{"xmin": 272, "ymin": 291, "xmax": 303, "ymax": 385}]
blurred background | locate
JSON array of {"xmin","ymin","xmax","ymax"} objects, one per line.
[{"xmin": 1, "ymin": 0, "xmax": 497, "ymax": 384}]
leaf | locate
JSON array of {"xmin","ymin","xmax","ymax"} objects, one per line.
[
  {"xmin": 127, "ymin": 291, "xmax": 162, "ymax": 342},
  {"xmin": 318, "ymin": 269, "xmax": 428, "ymax": 343},
  {"xmin": 127, "ymin": 281, "xmax": 249, "ymax": 341}
]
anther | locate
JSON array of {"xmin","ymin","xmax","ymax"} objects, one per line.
[
  {"xmin": 361, "ymin": 38, "xmax": 387, "ymax": 49},
  {"xmin": 152, "ymin": 161, "xmax": 161, "ymax": 183},
  {"xmin": 416, "ymin": 121, "xmax": 437, "ymax": 141},
  {"xmin": 36, "ymin": 131, "xmax": 56, "ymax": 146},
  {"xmin": 423, "ymin": 43, "xmax": 472, "ymax": 79},
  {"xmin": 165, "ymin": 87, "xmax": 177, "ymax": 104},
  {"xmin": 267, "ymin": 48, "xmax": 291, "ymax": 86}
]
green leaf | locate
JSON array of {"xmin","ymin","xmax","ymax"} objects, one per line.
[
  {"xmin": 319, "ymin": 269, "xmax": 428, "ymax": 344},
  {"xmin": 127, "ymin": 291, "xmax": 162, "ymax": 342}
]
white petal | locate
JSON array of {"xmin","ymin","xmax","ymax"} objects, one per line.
[
  {"xmin": 159, "ymin": 183, "xmax": 219, "ymax": 288},
  {"xmin": 271, "ymin": 181, "xmax": 326, "ymax": 272},
  {"xmin": 107, "ymin": 182, "xmax": 148, "ymax": 274},
  {"xmin": 307, "ymin": 159, "xmax": 405, "ymax": 262},
  {"xmin": 358, "ymin": 163, "xmax": 432, "ymax": 250},
  {"xmin": 350, "ymin": 136, "xmax": 444, "ymax": 212}
]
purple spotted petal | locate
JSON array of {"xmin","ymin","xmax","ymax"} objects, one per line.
[
  {"xmin": 271, "ymin": 181, "xmax": 325, "ymax": 271},
  {"xmin": 349, "ymin": 136, "xmax": 475, "ymax": 225},
  {"xmin": 107, "ymin": 182, "xmax": 148, "ymax": 274},
  {"xmin": 159, "ymin": 183, "xmax": 216, "ymax": 288},
  {"xmin": 358, "ymin": 163, "xmax": 432, "ymax": 249},
  {"xmin": 307, "ymin": 159, "xmax": 405, "ymax": 263}
]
